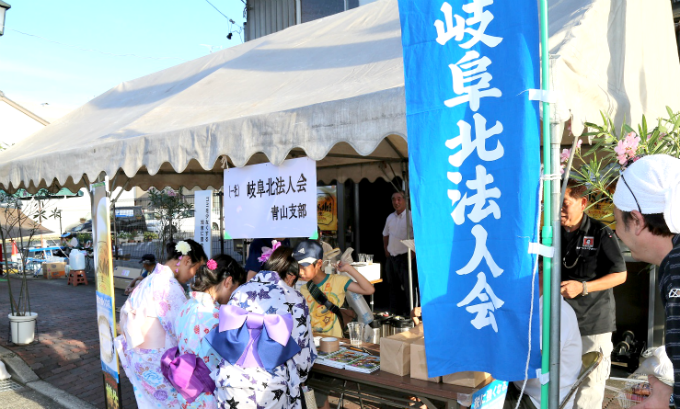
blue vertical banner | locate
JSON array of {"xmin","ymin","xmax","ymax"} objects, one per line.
[{"xmin": 398, "ymin": 0, "xmax": 542, "ymax": 380}]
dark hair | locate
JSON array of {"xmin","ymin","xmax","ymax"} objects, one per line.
[
  {"xmin": 565, "ymin": 179, "xmax": 587, "ymax": 200},
  {"xmin": 620, "ymin": 211, "xmax": 673, "ymax": 237},
  {"xmin": 167, "ymin": 239, "xmax": 208, "ymax": 264},
  {"xmin": 392, "ymin": 190, "xmax": 406, "ymax": 199},
  {"xmin": 192, "ymin": 254, "xmax": 246, "ymax": 291},
  {"xmin": 263, "ymin": 246, "xmax": 300, "ymax": 282},
  {"xmin": 165, "ymin": 241, "xmax": 176, "ymax": 258}
]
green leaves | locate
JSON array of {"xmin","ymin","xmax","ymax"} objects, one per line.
[{"xmin": 573, "ymin": 109, "xmax": 680, "ymax": 204}]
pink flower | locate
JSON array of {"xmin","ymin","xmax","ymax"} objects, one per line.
[
  {"xmin": 168, "ymin": 190, "xmax": 177, "ymax": 197},
  {"xmin": 624, "ymin": 132, "xmax": 640, "ymax": 151},
  {"xmin": 560, "ymin": 148, "xmax": 571, "ymax": 163},
  {"xmin": 576, "ymin": 139, "xmax": 583, "ymax": 149},
  {"xmin": 206, "ymin": 259, "xmax": 217, "ymax": 270},
  {"xmin": 614, "ymin": 132, "xmax": 641, "ymax": 165}
]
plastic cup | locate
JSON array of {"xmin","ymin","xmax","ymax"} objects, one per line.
[
  {"xmin": 359, "ymin": 253, "xmax": 366, "ymax": 263},
  {"xmin": 348, "ymin": 322, "xmax": 364, "ymax": 346},
  {"xmin": 366, "ymin": 254, "xmax": 373, "ymax": 265}
]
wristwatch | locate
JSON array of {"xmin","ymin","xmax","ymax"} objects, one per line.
[{"xmin": 581, "ymin": 281, "xmax": 589, "ymax": 296}]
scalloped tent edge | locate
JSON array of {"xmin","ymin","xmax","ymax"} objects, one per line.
[{"xmin": 0, "ymin": 0, "xmax": 678, "ymax": 193}]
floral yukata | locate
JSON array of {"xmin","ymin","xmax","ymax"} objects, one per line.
[
  {"xmin": 114, "ymin": 264, "xmax": 187, "ymax": 408},
  {"xmin": 212, "ymin": 271, "xmax": 316, "ymax": 409},
  {"xmin": 173, "ymin": 291, "xmax": 225, "ymax": 408}
]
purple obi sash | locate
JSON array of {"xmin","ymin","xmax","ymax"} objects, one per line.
[{"xmin": 160, "ymin": 347, "xmax": 215, "ymax": 403}]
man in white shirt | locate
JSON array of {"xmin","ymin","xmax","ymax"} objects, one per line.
[
  {"xmin": 505, "ymin": 260, "xmax": 582, "ymax": 409},
  {"xmin": 61, "ymin": 233, "xmax": 79, "ymax": 252},
  {"xmin": 382, "ymin": 191, "xmax": 417, "ymax": 316}
]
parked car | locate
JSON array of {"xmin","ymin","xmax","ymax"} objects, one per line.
[
  {"xmin": 69, "ymin": 206, "xmax": 148, "ymax": 234},
  {"xmin": 145, "ymin": 214, "xmax": 162, "ymax": 234}
]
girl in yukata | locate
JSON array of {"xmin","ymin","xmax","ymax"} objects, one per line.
[
  {"xmin": 114, "ymin": 240, "xmax": 207, "ymax": 409},
  {"xmin": 206, "ymin": 246, "xmax": 316, "ymax": 409},
  {"xmin": 165, "ymin": 254, "xmax": 248, "ymax": 409}
]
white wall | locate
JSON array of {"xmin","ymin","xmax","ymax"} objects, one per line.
[{"xmin": 30, "ymin": 187, "xmax": 137, "ymax": 236}]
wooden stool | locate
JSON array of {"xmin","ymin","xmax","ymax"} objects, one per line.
[{"xmin": 67, "ymin": 270, "xmax": 88, "ymax": 286}]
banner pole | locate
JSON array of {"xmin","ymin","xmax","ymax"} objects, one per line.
[
  {"xmin": 549, "ymin": 122, "xmax": 563, "ymax": 409},
  {"xmin": 538, "ymin": 0, "xmax": 553, "ymax": 406}
]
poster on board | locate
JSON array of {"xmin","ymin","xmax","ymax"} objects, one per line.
[
  {"xmin": 223, "ymin": 157, "xmax": 317, "ymax": 239},
  {"xmin": 194, "ymin": 190, "xmax": 213, "ymax": 258},
  {"xmin": 317, "ymin": 186, "xmax": 337, "ymax": 231},
  {"xmin": 92, "ymin": 180, "xmax": 122, "ymax": 409}
]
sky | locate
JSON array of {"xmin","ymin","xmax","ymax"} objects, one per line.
[{"xmin": 0, "ymin": 0, "xmax": 245, "ymax": 121}]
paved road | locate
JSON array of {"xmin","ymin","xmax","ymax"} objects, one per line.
[
  {"xmin": 0, "ymin": 386, "xmax": 71, "ymax": 409},
  {"xmin": 0, "ymin": 275, "xmax": 136, "ymax": 408}
]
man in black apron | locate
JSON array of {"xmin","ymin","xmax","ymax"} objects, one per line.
[{"xmin": 560, "ymin": 180, "xmax": 627, "ymax": 409}]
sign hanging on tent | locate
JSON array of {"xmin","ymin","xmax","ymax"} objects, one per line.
[
  {"xmin": 398, "ymin": 0, "xmax": 542, "ymax": 380},
  {"xmin": 194, "ymin": 190, "xmax": 213, "ymax": 258},
  {"xmin": 223, "ymin": 157, "xmax": 317, "ymax": 239},
  {"xmin": 317, "ymin": 186, "xmax": 337, "ymax": 231}
]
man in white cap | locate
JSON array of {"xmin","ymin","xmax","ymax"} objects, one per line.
[{"xmin": 612, "ymin": 154, "xmax": 680, "ymax": 408}]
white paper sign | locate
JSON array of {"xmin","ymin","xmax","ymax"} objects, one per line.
[
  {"xmin": 194, "ymin": 190, "xmax": 213, "ymax": 258},
  {"xmin": 223, "ymin": 158, "xmax": 317, "ymax": 239}
]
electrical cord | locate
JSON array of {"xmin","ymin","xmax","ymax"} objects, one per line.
[
  {"xmin": 514, "ymin": 166, "xmax": 543, "ymax": 409},
  {"xmin": 8, "ymin": 29, "xmax": 188, "ymax": 62}
]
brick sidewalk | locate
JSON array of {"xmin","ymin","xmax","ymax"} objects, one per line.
[{"xmin": 0, "ymin": 275, "xmax": 136, "ymax": 408}]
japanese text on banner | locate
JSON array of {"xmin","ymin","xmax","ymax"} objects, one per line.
[{"xmin": 398, "ymin": 0, "xmax": 541, "ymax": 380}]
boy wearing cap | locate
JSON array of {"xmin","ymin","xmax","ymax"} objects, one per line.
[
  {"xmin": 124, "ymin": 254, "xmax": 158, "ymax": 295},
  {"xmin": 612, "ymin": 154, "xmax": 680, "ymax": 408},
  {"xmin": 294, "ymin": 240, "xmax": 375, "ymax": 338}
]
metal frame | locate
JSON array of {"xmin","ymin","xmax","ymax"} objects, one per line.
[{"xmin": 307, "ymin": 373, "xmax": 461, "ymax": 409}]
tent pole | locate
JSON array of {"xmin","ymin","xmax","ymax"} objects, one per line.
[
  {"xmin": 337, "ymin": 183, "xmax": 346, "ymax": 251},
  {"xmin": 538, "ymin": 0, "xmax": 554, "ymax": 406},
  {"xmin": 402, "ymin": 163, "xmax": 414, "ymax": 313},
  {"xmin": 353, "ymin": 183, "xmax": 361, "ymax": 255},
  {"xmin": 549, "ymin": 122, "xmax": 564, "ymax": 409},
  {"xmin": 219, "ymin": 191, "xmax": 225, "ymax": 255}
]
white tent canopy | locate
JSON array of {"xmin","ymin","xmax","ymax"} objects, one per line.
[{"xmin": 0, "ymin": 0, "xmax": 678, "ymax": 193}]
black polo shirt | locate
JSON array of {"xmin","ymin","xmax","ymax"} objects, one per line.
[{"xmin": 561, "ymin": 215, "xmax": 627, "ymax": 336}]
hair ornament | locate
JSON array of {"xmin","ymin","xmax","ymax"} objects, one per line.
[
  {"xmin": 175, "ymin": 241, "xmax": 191, "ymax": 255},
  {"xmin": 206, "ymin": 259, "xmax": 218, "ymax": 270},
  {"xmin": 258, "ymin": 240, "xmax": 281, "ymax": 263}
]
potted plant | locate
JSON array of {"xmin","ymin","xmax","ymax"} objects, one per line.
[
  {"xmin": 565, "ymin": 107, "xmax": 680, "ymax": 208},
  {"xmin": 143, "ymin": 231, "xmax": 158, "ymax": 242},
  {"xmin": 0, "ymin": 190, "xmax": 53, "ymax": 344}
]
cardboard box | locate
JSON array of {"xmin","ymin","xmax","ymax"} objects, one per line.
[
  {"xmin": 442, "ymin": 371, "xmax": 491, "ymax": 388},
  {"xmin": 113, "ymin": 267, "xmax": 142, "ymax": 290},
  {"xmin": 380, "ymin": 328, "xmax": 423, "ymax": 376},
  {"xmin": 410, "ymin": 338, "xmax": 441, "ymax": 383},
  {"xmin": 42, "ymin": 262, "xmax": 66, "ymax": 279}
]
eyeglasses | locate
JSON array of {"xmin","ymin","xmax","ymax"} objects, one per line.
[{"xmin": 620, "ymin": 174, "xmax": 642, "ymax": 213}]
